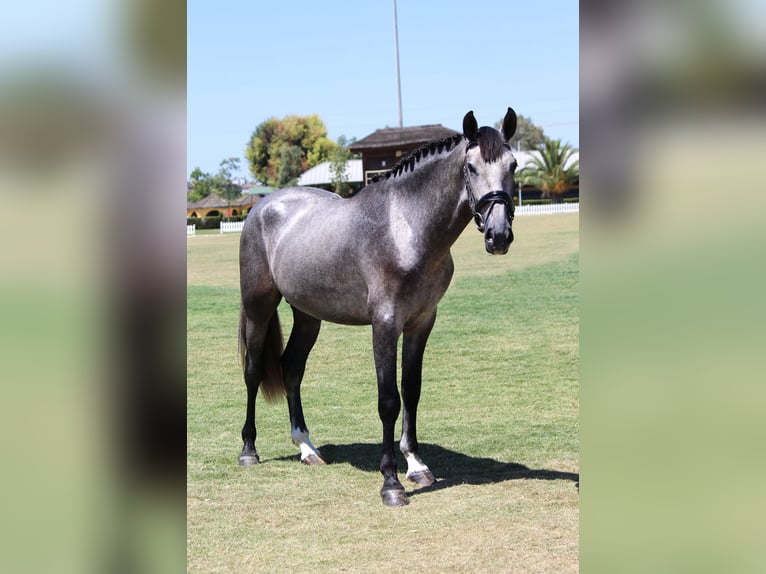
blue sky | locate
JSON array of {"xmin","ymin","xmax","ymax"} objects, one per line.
[{"xmin": 188, "ymin": 1, "xmax": 579, "ymax": 179}]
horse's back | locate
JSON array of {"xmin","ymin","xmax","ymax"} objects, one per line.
[
  {"xmin": 240, "ymin": 187, "xmax": 371, "ymax": 321},
  {"xmin": 248, "ymin": 186, "xmax": 339, "ymax": 223},
  {"xmin": 242, "ymin": 186, "xmax": 339, "ymax": 239}
]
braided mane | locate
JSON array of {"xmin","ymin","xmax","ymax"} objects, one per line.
[
  {"xmin": 371, "ymin": 134, "xmax": 464, "ymax": 183},
  {"xmin": 370, "ymin": 124, "xmax": 507, "ymax": 185}
]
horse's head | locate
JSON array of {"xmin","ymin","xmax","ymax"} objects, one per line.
[{"xmin": 462, "ymin": 108, "xmax": 518, "ymax": 255}]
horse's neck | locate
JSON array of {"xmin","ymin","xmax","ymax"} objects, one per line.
[{"xmin": 385, "ymin": 147, "xmax": 471, "ymax": 250}]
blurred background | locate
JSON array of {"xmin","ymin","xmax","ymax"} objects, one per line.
[
  {"xmin": 0, "ymin": 0, "xmax": 185, "ymax": 572},
  {"xmin": 0, "ymin": 0, "xmax": 764, "ymax": 571},
  {"xmin": 581, "ymin": 1, "xmax": 766, "ymax": 572}
]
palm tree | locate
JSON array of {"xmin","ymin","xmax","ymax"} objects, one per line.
[{"xmin": 518, "ymin": 138, "xmax": 579, "ymax": 204}]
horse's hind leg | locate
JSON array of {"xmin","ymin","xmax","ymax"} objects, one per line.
[
  {"xmin": 282, "ymin": 306, "xmax": 324, "ymax": 465},
  {"xmin": 400, "ymin": 310, "xmax": 438, "ymax": 487},
  {"xmin": 238, "ymin": 293, "xmax": 282, "ymax": 466}
]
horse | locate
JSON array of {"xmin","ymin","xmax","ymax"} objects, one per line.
[{"xmin": 237, "ymin": 108, "xmax": 518, "ymax": 506}]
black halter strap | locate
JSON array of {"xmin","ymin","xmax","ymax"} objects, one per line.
[{"xmin": 463, "ymin": 161, "xmax": 515, "ymax": 232}]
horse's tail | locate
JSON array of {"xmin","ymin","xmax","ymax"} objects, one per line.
[{"xmin": 238, "ymin": 306, "xmax": 286, "ymax": 402}]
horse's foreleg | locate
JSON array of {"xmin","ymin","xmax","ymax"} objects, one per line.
[
  {"xmin": 400, "ymin": 310, "xmax": 438, "ymax": 487},
  {"xmin": 372, "ymin": 313, "xmax": 408, "ymax": 507},
  {"xmin": 283, "ymin": 307, "xmax": 324, "ymax": 465}
]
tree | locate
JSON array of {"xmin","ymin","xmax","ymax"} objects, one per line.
[
  {"xmin": 211, "ymin": 157, "xmax": 242, "ymax": 217},
  {"xmin": 495, "ymin": 113, "xmax": 545, "ymax": 151},
  {"xmin": 216, "ymin": 157, "xmax": 240, "ymax": 182},
  {"xmin": 275, "ymin": 146, "xmax": 303, "ymax": 187},
  {"xmin": 328, "ymin": 135, "xmax": 356, "ymax": 197},
  {"xmin": 517, "ymin": 138, "xmax": 579, "ymax": 203},
  {"xmin": 245, "ymin": 114, "xmax": 338, "ymax": 187},
  {"xmin": 188, "ymin": 167, "xmax": 213, "ymax": 201},
  {"xmin": 188, "ymin": 158, "xmax": 243, "ymax": 216}
]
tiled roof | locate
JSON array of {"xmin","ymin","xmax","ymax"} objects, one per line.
[
  {"xmin": 349, "ymin": 124, "xmax": 459, "ymax": 152},
  {"xmin": 187, "ymin": 192, "xmax": 260, "ymax": 209}
]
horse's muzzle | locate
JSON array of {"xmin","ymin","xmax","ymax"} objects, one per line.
[{"xmin": 485, "ymin": 228, "xmax": 513, "ymax": 255}]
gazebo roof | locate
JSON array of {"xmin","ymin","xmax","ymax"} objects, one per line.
[
  {"xmin": 187, "ymin": 193, "xmax": 225, "ymax": 209},
  {"xmin": 243, "ymin": 184, "xmax": 278, "ymax": 195},
  {"xmin": 349, "ymin": 124, "xmax": 459, "ymax": 153},
  {"xmin": 187, "ymin": 192, "xmax": 260, "ymax": 209}
]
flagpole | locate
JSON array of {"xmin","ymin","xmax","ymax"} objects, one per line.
[{"xmin": 393, "ymin": 0, "xmax": 403, "ymax": 128}]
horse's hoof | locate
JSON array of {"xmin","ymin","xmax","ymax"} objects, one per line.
[
  {"xmin": 406, "ymin": 469, "xmax": 437, "ymax": 487},
  {"xmin": 301, "ymin": 453, "xmax": 326, "ymax": 466},
  {"xmin": 381, "ymin": 488, "xmax": 410, "ymax": 507},
  {"xmin": 238, "ymin": 453, "xmax": 260, "ymax": 466}
]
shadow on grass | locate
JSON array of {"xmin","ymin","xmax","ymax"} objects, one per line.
[{"xmin": 273, "ymin": 442, "xmax": 579, "ymax": 496}]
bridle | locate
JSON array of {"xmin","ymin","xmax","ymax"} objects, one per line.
[{"xmin": 462, "ymin": 150, "xmax": 515, "ymax": 233}]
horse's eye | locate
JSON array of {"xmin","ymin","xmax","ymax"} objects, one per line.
[{"xmin": 467, "ymin": 163, "xmax": 478, "ymax": 175}]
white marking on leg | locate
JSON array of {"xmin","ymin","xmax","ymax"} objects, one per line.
[
  {"xmin": 291, "ymin": 427, "xmax": 322, "ymax": 461},
  {"xmin": 405, "ymin": 452, "xmax": 429, "ymax": 475}
]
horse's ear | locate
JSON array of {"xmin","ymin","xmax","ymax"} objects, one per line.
[
  {"xmin": 501, "ymin": 107, "xmax": 517, "ymax": 141},
  {"xmin": 463, "ymin": 111, "xmax": 478, "ymax": 142}
]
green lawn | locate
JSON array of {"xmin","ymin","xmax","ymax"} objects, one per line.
[{"xmin": 187, "ymin": 213, "xmax": 579, "ymax": 573}]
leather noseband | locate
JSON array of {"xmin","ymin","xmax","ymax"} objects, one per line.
[{"xmin": 463, "ymin": 162, "xmax": 515, "ymax": 232}]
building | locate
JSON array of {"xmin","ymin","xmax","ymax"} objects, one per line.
[
  {"xmin": 186, "ymin": 186, "xmax": 276, "ymax": 219},
  {"xmin": 296, "ymin": 159, "xmax": 363, "ymax": 193}
]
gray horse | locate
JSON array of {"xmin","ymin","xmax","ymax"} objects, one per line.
[{"xmin": 238, "ymin": 108, "xmax": 518, "ymax": 506}]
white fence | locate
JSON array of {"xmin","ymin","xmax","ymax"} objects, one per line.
[
  {"xmin": 516, "ymin": 203, "xmax": 578, "ymax": 216},
  {"xmin": 191, "ymin": 204, "xmax": 577, "ymax": 238},
  {"xmin": 220, "ymin": 221, "xmax": 246, "ymax": 234}
]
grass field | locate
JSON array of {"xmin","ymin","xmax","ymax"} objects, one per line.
[{"xmin": 187, "ymin": 213, "xmax": 579, "ymax": 573}]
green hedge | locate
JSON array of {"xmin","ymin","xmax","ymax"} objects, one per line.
[
  {"xmin": 517, "ymin": 198, "xmax": 579, "ymax": 206},
  {"xmin": 187, "ymin": 216, "xmax": 220, "ymax": 230},
  {"xmin": 186, "ymin": 214, "xmax": 249, "ymax": 229}
]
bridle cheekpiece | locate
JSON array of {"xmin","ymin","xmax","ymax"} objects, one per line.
[{"xmin": 463, "ymin": 148, "xmax": 515, "ymax": 233}]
